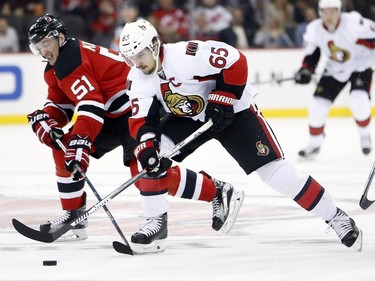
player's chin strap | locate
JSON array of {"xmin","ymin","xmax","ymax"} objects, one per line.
[{"xmin": 52, "ymin": 119, "xmax": 213, "ymax": 254}]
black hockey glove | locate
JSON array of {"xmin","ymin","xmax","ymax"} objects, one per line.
[
  {"xmin": 133, "ymin": 139, "xmax": 172, "ymax": 177},
  {"xmin": 27, "ymin": 109, "xmax": 64, "ymax": 150},
  {"xmin": 205, "ymin": 91, "xmax": 235, "ymax": 132},
  {"xmin": 295, "ymin": 67, "xmax": 312, "ymax": 84},
  {"xmin": 64, "ymin": 134, "xmax": 91, "ymax": 180}
]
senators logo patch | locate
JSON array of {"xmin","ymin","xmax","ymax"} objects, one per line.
[
  {"xmin": 256, "ymin": 141, "xmax": 270, "ymax": 156},
  {"xmin": 161, "ymin": 83, "xmax": 204, "ymax": 116},
  {"xmin": 327, "ymin": 41, "xmax": 350, "ymax": 62}
]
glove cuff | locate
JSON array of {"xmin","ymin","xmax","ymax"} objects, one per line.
[
  {"xmin": 133, "ymin": 140, "xmax": 156, "ymax": 159},
  {"xmin": 67, "ymin": 134, "xmax": 92, "ymax": 150},
  {"xmin": 208, "ymin": 91, "xmax": 236, "ymax": 106}
]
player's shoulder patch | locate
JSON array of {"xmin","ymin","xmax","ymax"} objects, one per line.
[
  {"xmin": 54, "ymin": 39, "xmax": 82, "ymax": 80},
  {"xmin": 185, "ymin": 41, "xmax": 199, "ymax": 56}
]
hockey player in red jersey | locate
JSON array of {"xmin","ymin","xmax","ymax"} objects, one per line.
[
  {"xmin": 295, "ymin": 0, "xmax": 375, "ymax": 158},
  {"xmin": 119, "ymin": 19, "xmax": 363, "ymax": 251},
  {"xmin": 26, "ymin": 14, "xmax": 243, "ymax": 252}
]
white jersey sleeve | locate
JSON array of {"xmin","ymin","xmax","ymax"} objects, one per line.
[{"xmin": 302, "ymin": 12, "xmax": 375, "ymax": 81}]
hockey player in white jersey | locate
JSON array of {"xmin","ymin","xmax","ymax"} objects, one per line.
[
  {"xmin": 119, "ymin": 19, "xmax": 363, "ymax": 251},
  {"xmin": 295, "ymin": 0, "xmax": 375, "ymax": 158}
]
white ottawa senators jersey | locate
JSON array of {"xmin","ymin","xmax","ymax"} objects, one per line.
[
  {"xmin": 126, "ymin": 40, "xmax": 257, "ymax": 128},
  {"xmin": 303, "ymin": 11, "xmax": 375, "ymax": 82}
]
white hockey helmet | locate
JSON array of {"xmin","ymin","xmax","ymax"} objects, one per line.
[
  {"xmin": 318, "ymin": 0, "xmax": 342, "ymax": 10},
  {"xmin": 119, "ymin": 19, "xmax": 158, "ymax": 60}
]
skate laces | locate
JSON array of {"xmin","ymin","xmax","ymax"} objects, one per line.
[
  {"xmin": 137, "ymin": 216, "xmax": 163, "ymax": 237},
  {"xmin": 212, "ymin": 181, "xmax": 225, "ymax": 220},
  {"xmin": 326, "ymin": 210, "xmax": 353, "ymax": 240},
  {"xmin": 48, "ymin": 211, "xmax": 72, "ymax": 227}
]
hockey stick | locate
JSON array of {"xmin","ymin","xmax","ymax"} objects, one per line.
[
  {"xmin": 251, "ymin": 75, "xmax": 296, "ymax": 85},
  {"xmin": 55, "ymin": 138, "xmax": 134, "ymax": 255},
  {"xmin": 12, "ymin": 119, "xmax": 213, "ymax": 245},
  {"xmin": 359, "ymin": 161, "xmax": 375, "ymax": 209}
]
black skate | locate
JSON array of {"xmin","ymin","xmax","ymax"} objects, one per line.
[
  {"xmin": 39, "ymin": 204, "xmax": 88, "ymax": 241},
  {"xmin": 298, "ymin": 145, "xmax": 320, "ymax": 159},
  {"xmin": 361, "ymin": 135, "xmax": 371, "ymax": 155},
  {"xmin": 131, "ymin": 212, "xmax": 168, "ymax": 254},
  {"xmin": 212, "ymin": 178, "xmax": 244, "ymax": 234},
  {"xmin": 326, "ymin": 208, "xmax": 363, "ymax": 251}
]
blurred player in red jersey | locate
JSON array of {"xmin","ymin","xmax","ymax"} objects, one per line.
[{"xmin": 26, "ymin": 14, "xmax": 243, "ymax": 253}]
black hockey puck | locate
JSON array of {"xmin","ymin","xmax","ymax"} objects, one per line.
[{"xmin": 43, "ymin": 260, "xmax": 57, "ymax": 266}]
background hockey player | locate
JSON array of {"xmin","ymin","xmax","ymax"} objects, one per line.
[
  {"xmin": 295, "ymin": 0, "xmax": 375, "ymax": 158},
  {"xmin": 26, "ymin": 14, "xmax": 243, "ymax": 253},
  {"xmin": 119, "ymin": 19, "xmax": 363, "ymax": 251}
]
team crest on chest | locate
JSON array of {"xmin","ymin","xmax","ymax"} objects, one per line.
[
  {"xmin": 161, "ymin": 83, "xmax": 204, "ymax": 116},
  {"xmin": 327, "ymin": 41, "xmax": 350, "ymax": 62},
  {"xmin": 256, "ymin": 141, "xmax": 270, "ymax": 156}
]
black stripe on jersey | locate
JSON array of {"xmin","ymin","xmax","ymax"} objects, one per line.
[
  {"xmin": 140, "ymin": 188, "xmax": 168, "ymax": 196},
  {"xmin": 181, "ymin": 169, "xmax": 197, "ymax": 199},
  {"xmin": 57, "ymin": 180, "xmax": 84, "ymax": 193},
  {"xmin": 54, "ymin": 39, "xmax": 82, "ymax": 81},
  {"xmin": 44, "ymin": 101, "xmax": 74, "ymax": 122},
  {"xmin": 107, "ymin": 92, "xmax": 130, "ymax": 114},
  {"xmin": 77, "ymin": 103, "xmax": 105, "ymax": 120}
]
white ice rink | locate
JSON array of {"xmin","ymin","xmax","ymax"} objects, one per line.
[{"xmin": 1, "ymin": 117, "xmax": 375, "ymax": 281}]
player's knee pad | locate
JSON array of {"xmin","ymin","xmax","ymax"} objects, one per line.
[
  {"xmin": 308, "ymin": 97, "xmax": 332, "ymax": 128},
  {"xmin": 349, "ymin": 90, "xmax": 371, "ymax": 122},
  {"xmin": 257, "ymin": 159, "xmax": 309, "ymax": 198}
]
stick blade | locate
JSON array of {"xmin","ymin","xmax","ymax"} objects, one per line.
[
  {"xmin": 112, "ymin": 241, "xmax": 134, "ymax": 255},
  {"xmin": 359, "ymin": 196, "xmax": 375, "ymax": 210},
  {"xmin": 12, "ymin": 218, "xmax": 55, "ymax": 243}
]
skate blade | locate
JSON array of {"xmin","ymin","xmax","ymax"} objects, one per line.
[
  {"xmin": 351, "ymin": 229, "xmax": 363, "ymax": 252},
  {"xmin": 56, "ymin": 228, "xmax": 88, "ymax": 242},
  {"xmin": 131, "ymin": 239, "xmax": 166, "ymax": 255},
  {"xmin": 297, "ymin": 153, "xmax": 318, "ymax": 161},
  {"xmin": 221, "ymin": 189, "xmax": 245, "ymax": 234}
]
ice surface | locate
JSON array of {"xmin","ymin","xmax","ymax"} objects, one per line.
[{"xmin": 1, "ymin": 118, "xmax": 375, "ymax": 281}]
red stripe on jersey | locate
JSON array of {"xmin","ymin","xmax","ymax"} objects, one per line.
[
  {"xmin": 249, "ymin": 104, "xmax": 283, "ymax": 159},
  {"xmin": 309, "ymin": 126, "xmax": 324, "ymax": 135},
  {"xmin": 294, "ymin": 176, "xmax": 324, "ymax": 211},
  {"xmin": 356, "ymin": 39, "xmax": 375, "ymax": 49},
  {"xmin": 356, "ymin": 116, "xmax": 371, "ymax": 127},
  {"xmin": 61, "ymin": 193, "xmax": 86, "ymax": 210},
  {"xmin": 129, "ymin": 117, "xmax": 147, "ymax": 140},
  {"xmin": 222, "ymin": 52, "xmax": 248, "ymax": 86},
  {"xmin": 71, "ymin": 115, "xmax": 103, "ymax": 142},
  {"xmin": 193, "ymin": 74, "xmax": 217, "ymax": 82}
]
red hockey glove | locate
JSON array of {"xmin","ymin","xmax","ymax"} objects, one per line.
[
  {"xmin": 133, "ymin": 139, "xmax": 172, "ymax": 177},
  {"xmin": 205, "ymin": 91, "xmax": 235, "ymax": 132},
  {"xmin": 27, "ymin": 110, "xmax": 64, "ymax": 150},
  {"xmin": 64, "ymin": 134, "xmax": 91, "ymax": 180},
  {"xmin": 295, "ymin": 67, "xmax": 312, "ymax": 84}
]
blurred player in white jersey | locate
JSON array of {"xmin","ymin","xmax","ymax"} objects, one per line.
[
  {"xmin": 119, "ymin": 19, "xmax": 363, "ymax": 251},
  {"xmin": 295, "ymin": 0, "xmax": 375, "ymax": 158}
]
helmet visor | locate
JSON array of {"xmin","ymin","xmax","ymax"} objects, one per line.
[{"xmin": 29, "ymin": 30, "xmax": 59, "ymax": 55}]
